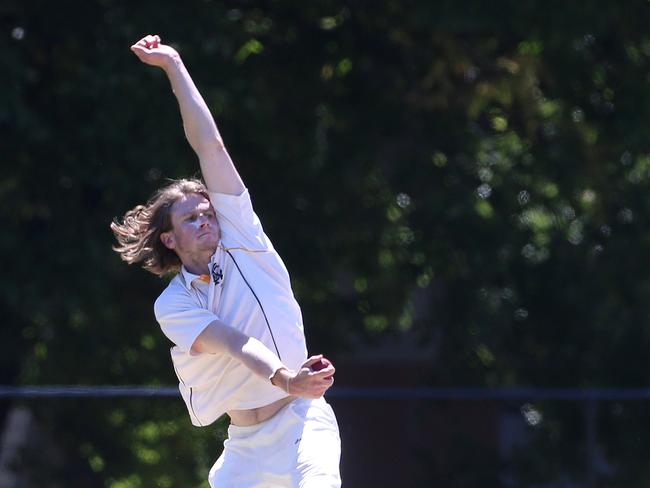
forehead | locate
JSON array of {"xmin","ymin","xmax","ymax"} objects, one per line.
[{"xmin": 170, "ymin": 193, "xmax": 213, "ymax": 216}]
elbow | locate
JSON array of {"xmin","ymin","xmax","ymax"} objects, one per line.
[
  {"xmin": 190, "ymin": 324, "xmax": 214, "ymax": 354},
  {"xmin": 190, "ymin": 336, "xmax": 207, "ymax": 355},
  {"xmin": 197, "ymin": 140, "xmax": 225, "ymax": 159},
  {"xmin": 191, "ymin": 320, "xmax": 232, "ymax": 355},
  {"xmin": 186, "ymin": 129, "xmax": 224, "ymax": 153}
]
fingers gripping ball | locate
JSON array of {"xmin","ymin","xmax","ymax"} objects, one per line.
[
  {"xmin": 144, "ymin": 35, "xmax": 160, "ymax": 49},
  {"xmin": 311, "ymin": 357, "xmax": 334, "ymax": 380}
]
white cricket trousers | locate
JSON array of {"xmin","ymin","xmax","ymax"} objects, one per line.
[{"xmin": 208, "ymin": 397, "xmax": 341, "ymax": 488}]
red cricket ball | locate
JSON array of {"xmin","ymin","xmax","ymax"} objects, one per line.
[{"xmin": 311, "ymin": 357, "xmax": 334, "ymax": 379}]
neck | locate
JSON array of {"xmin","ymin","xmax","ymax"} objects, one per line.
[{"xmin": 182, "ymin": 253, "xmax": 212, "ymax": 276}]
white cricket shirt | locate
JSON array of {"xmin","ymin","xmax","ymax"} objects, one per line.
[{"xmin": 154, "ymin": 189, "xmax": 308, "ymax": 426}]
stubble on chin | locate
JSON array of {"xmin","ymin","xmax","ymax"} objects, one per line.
[{"xmin": 202, "ymin": 235, "xmax": 219, "ymax": 254}]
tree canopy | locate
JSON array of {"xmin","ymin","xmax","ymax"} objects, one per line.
[{"xmin": 4, "ymin": 0, "xmax": 650, "ymax": 485}]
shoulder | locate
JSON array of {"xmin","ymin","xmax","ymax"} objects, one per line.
[
  {"xmin": 209, "ymin": 189, "xmax": 275, "ymax": 251},
  {"xmin": 154, "ymin": 274, "xmax": 193, "ymax": 317},
  {"xmin": 208, "ymin": 187, "xmax": 251, "ymax": 211}
]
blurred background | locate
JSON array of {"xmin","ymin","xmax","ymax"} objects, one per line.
[{"xmin": 3, "ymin": 0, "xmax": 650, "ymax": 486}]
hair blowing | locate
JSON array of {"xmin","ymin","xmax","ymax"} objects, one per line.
[{"xmin": 110, "ymin": 178, "xmax": 209, "ymax": 276}]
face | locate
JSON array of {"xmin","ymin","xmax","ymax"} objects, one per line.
[{"xmin": 160, "ymin": 193, "xmax": 220, "ymax": 273}]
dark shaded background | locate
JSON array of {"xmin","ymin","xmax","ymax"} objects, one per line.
[{"xmin": 4, "ymin": 0, "xmax": 650, "ymax": 486}]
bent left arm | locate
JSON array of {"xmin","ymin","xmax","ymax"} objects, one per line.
[{"xmin": 194, "ymin": 320, "xmax": 335, "ymax": 399}]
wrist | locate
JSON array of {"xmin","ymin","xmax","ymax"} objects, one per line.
[
  {"xmin": 161, "ymin": 53, "xmax": 183, "ymax": 74},
  {"xmin": 270, "ymin": 367, "xmax": 292, "ymax": 393}
]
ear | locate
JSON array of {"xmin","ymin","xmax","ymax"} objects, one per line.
[{"xmin": 160, "ymin": 231, "xmax": 176, "ymax": 250}]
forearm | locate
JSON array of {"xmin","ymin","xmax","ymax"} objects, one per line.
[
  {"xmin": 163, "ymin": 56, "xmax": 221, "ymax": 154},
  {"xmin": 193, "ymin": 319, "xmax": 335, "ymax": 398},
  {"xmin": 192, "ymin": 319, "xmax": 285, "ymax": 382}
]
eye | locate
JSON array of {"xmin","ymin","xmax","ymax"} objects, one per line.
[{"xmin": 198, "ymin": 210, "xmax": 215, "ymax": 219}]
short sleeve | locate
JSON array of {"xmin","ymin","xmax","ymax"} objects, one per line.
[
  {"xmin": 154, "ymin": 286, "xmax": 217, "ymax": 355},
  {"xmin": 209, "ymin": 188, "xmax": 274, "ymax": 251}
]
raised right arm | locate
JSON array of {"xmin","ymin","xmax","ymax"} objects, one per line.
[{"xmin": 130, "ymin": 34, "xmax": 245, "ymax": 196}]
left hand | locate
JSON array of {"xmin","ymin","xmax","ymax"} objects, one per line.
[
  {"xmin": 290, "ymin": 355, "xmax": 336, "ymax": 398},
  {"xmin": 271, "ymin": 355, "xmax": 335, "ymax": 399}
]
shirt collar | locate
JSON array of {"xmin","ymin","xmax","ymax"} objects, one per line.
[
  {"xmin": 180, "ymin": 266, "xmax": 208, "ymax": 290},
  {"xmin": 180, "ymin": 246, "xmax": 222, "ymax": 290}
]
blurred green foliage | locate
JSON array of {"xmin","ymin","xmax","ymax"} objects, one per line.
[{"xmin": 5, "ymin": 0, "xmax": 650, "ymax": 485}]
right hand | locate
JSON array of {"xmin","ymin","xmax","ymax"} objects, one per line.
[
  {"xmin": 275, "ymin": 355, "xmax": 336, "ymax": 399},
  {"xmin": 130, "ymin": 34, "xmax": 180, "ymax": 70}
]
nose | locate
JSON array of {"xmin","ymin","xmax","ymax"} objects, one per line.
[{"xmin": 198, "ymin": 212, "xmax": 212, "ymax": 228}]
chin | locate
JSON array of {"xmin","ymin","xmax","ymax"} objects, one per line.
[{"xmin": 203, "ymin": 240, "xmax": 219, "ymax": 253}]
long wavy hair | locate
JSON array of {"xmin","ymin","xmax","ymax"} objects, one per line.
[{"xmin": 110, "ymin": 178, "xmax": 210, "ymax": 276}]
